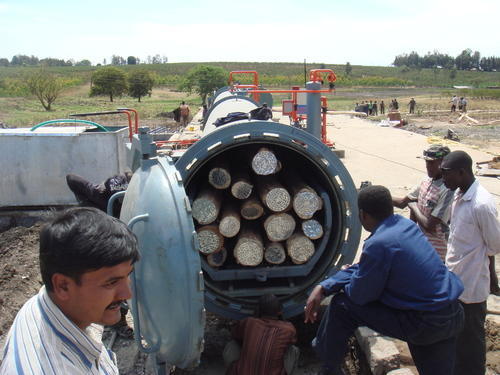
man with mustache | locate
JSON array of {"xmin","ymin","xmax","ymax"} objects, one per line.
[{"xmin": 0, "ymin": 207, "xmax": 140, "ymax": 374}]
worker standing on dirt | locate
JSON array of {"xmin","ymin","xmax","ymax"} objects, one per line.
[
  {"xmin": 224, "ymin": 294, "xmax": 299, "ymax": 375},
  {"xmin": 408, "ymin": 98, "xmax": 417, "ymax": 114},
  {"xmin": 392, "ymin": 145, "xmax": 453, "ymax": 261},
  {"xmin": 0, "ymin": 208, "xmax": 140, "ymax": 375},
  {"xmin": 380, "ymin": 100, "xmax": 385, "ymax": 114},
  {"xmin": 305, "ymin": 185, "xmax": 464, "ymax": 375},
  {"xmin": 451, "ymin": 95, "xmax": 459, "ymax": 112},
  {"xmin": 179, "ymin": 101, "xmax": 190, "ymax": 126},
  {"xmin": 460, "ymin": 97, "xmax": 468, "ymax": 112},
  {"xmin": 441, "ymin": 151, "xmax": 500, "ymax": 375}
]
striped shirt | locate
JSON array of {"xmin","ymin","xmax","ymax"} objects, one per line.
[
  {"xmin": 408, "ymin": 177, "xmax": 454, "ymax": 260},
  {"xmin": 0, "ymin": 286, "xmax": 119, "ymax": 375}
]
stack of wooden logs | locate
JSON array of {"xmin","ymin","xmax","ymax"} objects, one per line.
[{"xmin": 192, "ymin": 147, "xmax": 324, "ymax": 268}]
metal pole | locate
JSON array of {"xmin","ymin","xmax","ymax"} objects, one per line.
[
  {"xmin": 306, "ymin": 81, "xmax": 322, "ymax": 139},
  {"xmin": 303, "ymin": 59, "xmax": 307, "ymax": 86}
]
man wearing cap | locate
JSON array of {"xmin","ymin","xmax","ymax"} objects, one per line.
[
  {"xmin": 393, "ymin": 144, "xmax": 454, "ymax": 261},
  {"xmin": 440, "ymin": 150, "xmax": 500, "ymax": 375}
]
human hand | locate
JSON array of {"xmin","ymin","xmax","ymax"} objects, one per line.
[
  {"xmin": 341, "ymin": 264, "xmax": 351, "ymax": 270},
  {"xmin": 304, "ymin": 285, "xmax": 324, "ymax": 324}
]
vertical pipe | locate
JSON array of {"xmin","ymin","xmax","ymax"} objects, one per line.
[{"xmin": 306, "ymin": 81, "xmax": 321, "ymax": 139}]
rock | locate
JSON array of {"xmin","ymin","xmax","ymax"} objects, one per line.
[
  {"xmin": 355, "ymin": 327, "xmax": 400, "ymax": 375},
  {"xmin": 488, "ymin": 295, "xmax": 500, "ymax": 315},
  {"xmin": 487, "ymin": 314, "xmax": 500, "ymax": 326}
]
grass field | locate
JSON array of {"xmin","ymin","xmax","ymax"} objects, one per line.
[{"xmin": 1, "ymin": 61, "xmax": 499, "ymax": 128}]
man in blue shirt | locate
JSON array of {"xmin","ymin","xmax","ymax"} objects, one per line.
[{"xmin": 305, "ymin": 185, "xmax": 464, "ymax": 375}]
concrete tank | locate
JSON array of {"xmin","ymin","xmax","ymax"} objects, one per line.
[{"xmin": 0, "ymin": 126, "xmax": 129, "ymax": 207}]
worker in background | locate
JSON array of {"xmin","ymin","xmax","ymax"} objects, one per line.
[
  {"xmin": 180, "ymin": 101, "xmax": 190, "ymax": 126},
  {"xmin": 305, "ymin": 185, "xmax": 464, "ymax": 375},
  {"xmin": 408, "ymin": 98, "xmax": 417, "ymax": 114},
  {"xmin": 440, "ymin": 151, "xmax": 500, "ymax": 375},
  {"xmin": 460, "ymin": 97, "xmax": 468, "ymax": 112},
  {"xmin": 450, "ymin": 95, "xmax": 459, "ymax": 112},
  {"xmin": 66, "ymin": 171, "xmax": 132, "ymax": 218},
  {"xmin": 392, "ymin": 145, "xmax": 453, "ymax": 261},
  {"xmin": 372, "ymin": 100, "xmax": 378, "ymax": 116},
  {"xmin": 379, "ymin": 100, "xmax": 385, "ymax": 114},
  {"xmin": 224, "ymin": 294, "xmax": 299, "ymax": 375},
  {"xmin": 0, "ymin": 207, "xmax": 140, "ymax": 374}
]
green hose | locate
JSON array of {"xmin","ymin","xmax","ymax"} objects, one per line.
[{"xmin": 30, "ymin": 119, "xmax": 109, "ymax": 132}]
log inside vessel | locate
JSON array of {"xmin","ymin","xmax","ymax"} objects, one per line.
[
  {"xmin": 287, "ymin": 233, "xmax": 315, "ymax": 264},
  {"xmin": 234, "ymin": 227, "xmax": 264, "ymax": 266},
  {"xmin": 281, "ymin": 174, "xmax": 323, "ymax": 219},
  {"xmin": 192, "ymin": 188, "xmax": 221, "ymax": 225},
  {"xmin": 207, "ymin": 248, "xmax": 227, "ymax": 267},
  {"xmin": 264, "ymin": 242, "xmax": 286, "ymax": 265},
  {"xmin": 258, "ymin": 179, "xmax": 291, "ymax": 213},
  {"xmin": 240, "ymin": 196, "xmax": 265, "ymax": 220},
  {"xmin": 197, "ymin": 225, "xmax": 224, "ymax": 255},
  {"xmin": 219, "ymin": 205, "xmax": 241, "ymax": 238},
  {"xmin": 208, "ymin": 161, "xmax": 231, "ymax": 190},
  {"xmin": 251, "ymin": 147, "xmax": 282, "ymax": 176},
  {"xmin": 264, "ymin": 213, "xmax": 296, "ymax": 242},
  {"xmin": 231, "ymin": 173, "xmax": 253, "ymax": 200},
  {"xmin": 302, "ymin": 219, "xmax": 324, "ymax": 240}
]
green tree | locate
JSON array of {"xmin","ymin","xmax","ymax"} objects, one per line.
[
  {"xmin": 128, "ymin": 69, "xmax": 154, "ymax": 102},
  {"xmin": 345, "ymin": 62, "xmax": 352, "ymax": 76},
  {"xmin": 127, "ymin": 56, "xmax": 137, "ymax": 65},
  {"xmin": 26, "ymin": 69, "xmax": 63, "ymax": 111},
  {"xmin": 179, "ymin": 65, "xmax": 227, "ymax": 104},
  {"xmin": 90, "ymin": 67, "xmax": 127, "ymax": 102}
]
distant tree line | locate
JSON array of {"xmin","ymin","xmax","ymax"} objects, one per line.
[
  {"xmin": 0, "ymin": 54, "xmax": 168, "ymax": 67},
  {"xmin": 393, "ymin": 49, "xmax": 500, "ymax": 72}
]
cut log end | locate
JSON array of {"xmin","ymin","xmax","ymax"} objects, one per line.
[
  {"xmin": 231, "ymin": 181, "xmax": 253, "ymax": 200},
  {"xmin": 208, "ymin": 167, "xmax": 231, "ymax": 190},
  {"xmin": 293, "ymin": 191, "xmax": 323, "ymax": 219},
  {"xmin": 287, "ymin": 234, "xmax": 315, "ymax": 264},
  {"xmin": 252, "ymin": 149, "xmax": 280, "ymax": 176},
  {"xmin": 264, "ymin": 242, "xmax": 286, "ymax": 264},
  {"xmin": 197, "ymin": 226, "xmax": 224, "ymax": 255},
  {"xmin": 302, "ymin": 219, "xmax": 324, "ymax": 240},
  {"xmin": 264, "ymin": 188, "xmax": 291, "ymax": 212},
  {"xmin": 192, "ymin": 197, "xmax": 220, "ymax": 225},
  {"xmin": 264, "ymin": 213, "xmax": 296, "ymax": 242},
  {"xmin": 207, "ymin": 248, "xmax": 227, "ymax": 267},
  {"xmin": 219, "ymin": 216, "xmax": 241, "ymax": 238},
  {"xmin": 234, "ymin": 241, "xmax": 264, "ymax": 266}
]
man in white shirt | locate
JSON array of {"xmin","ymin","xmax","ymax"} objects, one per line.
[
  {"xmin": 441, "ymin": 150, "xmax": 500, "ymax": 375},
  {"xmin": 0, "ymin": 207, "xmax": 140, "ymax": 374}
]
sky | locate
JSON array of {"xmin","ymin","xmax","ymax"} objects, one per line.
[{"xmin": 1, "ymin": 0, "xmax": 500, "ymax": 67}]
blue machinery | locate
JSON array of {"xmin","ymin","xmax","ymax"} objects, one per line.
[{"xmin": 118, "ymin": 75, "xmax": 361, "ymax": 372}]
